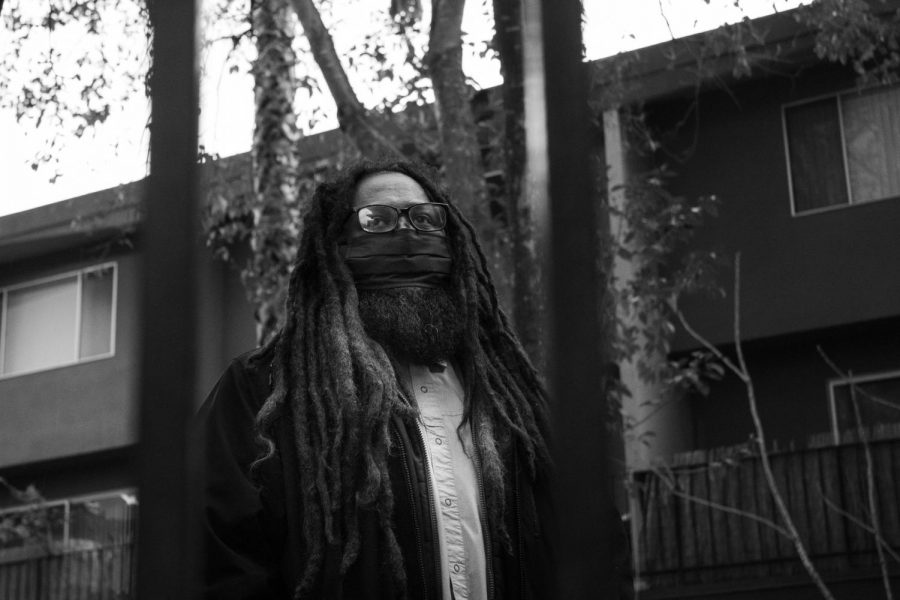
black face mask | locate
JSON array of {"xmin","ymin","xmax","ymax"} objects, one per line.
[{"xmin": 340, "ymin": 228, "xmax": 452, "ymax": 290}]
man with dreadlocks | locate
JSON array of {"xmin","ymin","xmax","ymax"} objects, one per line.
[{"xmin": 200, "ymin": 159, "xmax": 629, "ymax": 599}]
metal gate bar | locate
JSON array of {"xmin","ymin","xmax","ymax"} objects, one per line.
[
  {"xmin": 137, "ymin": 1, "xmax": 201, "ymax": 598},
  {"xmin": 526, "ymin": 0, "xmax": 614, "ymax": 597}
]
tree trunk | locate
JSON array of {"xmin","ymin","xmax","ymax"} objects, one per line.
[
  {"xmin": 492, "ymin": 0, "xmax": 543, "ymax": 364},
  {"xmin": 251, "ymin": 0, "xmax": 301, "ymax": 344},
  {"xmin": 289, "ymin": 0, "xmax": 407, "ymax": 159},
  {"xmin": 425, "ymin": 0, "xmax": 490, "ymax": 237}
]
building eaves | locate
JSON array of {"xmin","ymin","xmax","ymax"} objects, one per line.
[
  {"xmin": 594, "ymin": 0, "xmax": 900, "ymax": 105},
  {"xmin": 0, "ymin": 181, "xmax": 143, "ymax": 265},
  {"xmin": 0, "ymin": 131, "xmax": 353, "ymax": 267}
]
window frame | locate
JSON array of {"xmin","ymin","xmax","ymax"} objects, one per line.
[
  {"xmin": 828, "ymin": 368, "xmax": 900, "ymax": 444},
  {"xmin": 0, "ymin": 262, "xmax": 118, "ymax": 380},
  {"xmin": 782, "ymin": 83, "xmax": 900, "ymax": 217}
]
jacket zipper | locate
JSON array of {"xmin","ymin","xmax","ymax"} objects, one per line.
[
  {"xmin": 410, "ymin": 418, "xmax": 443, "ymax": 597},
  {"xmin": 392, "ymin": 422, "xmax": 431, "ymax": 600},
  {"xmin": 514, "ymin": 451, "xmax": 526, "ymax": 598},
  {"xmin": 397, "ymin": 389, "xmax": 442, "ymax": 599},
  {"xmin": 471, "ymin": 422, "xmax": 496, "ymax": 600}
]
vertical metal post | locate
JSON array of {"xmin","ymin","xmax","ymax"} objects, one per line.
[
  {"xmin": 524, "ymin": 0, "xmax": 614, "ymax": 597},
  {"xmin": 138, "ymin": 1, "xmax": 200, "ymax": 598}
]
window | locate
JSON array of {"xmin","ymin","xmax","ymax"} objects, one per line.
[
  {"xmin": 783, "ymin": 84, "xmax": 900, "ymax": 214},
  {"xmin": 0, "ymin": 263, "xmax": 116, "ymax": 377},
  {"xmin": 0, "ymin": 489, "xmax": 137, "ymax": 563},
  {"xmin": 829, "ymin": 370, "xmax": 900, "ymax": 442}
]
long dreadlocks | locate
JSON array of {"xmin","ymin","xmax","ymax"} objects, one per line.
[{"xmin": 253, "ymin": 159, "xmax": 551, "ymax": 599}]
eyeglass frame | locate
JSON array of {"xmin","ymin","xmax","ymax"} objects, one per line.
[{"xmin": 348, "ymin": 202, "xmax": 450, "ymax": 233}]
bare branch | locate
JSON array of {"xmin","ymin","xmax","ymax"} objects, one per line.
[
  {"xmin": 676, "ymin": 252, "xmax": 836, "ymax": 600},
  {"xmin": 289, "ymin": 0, "xmax": 404, "ymax": 157}
]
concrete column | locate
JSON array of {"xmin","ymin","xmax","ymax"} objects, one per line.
[{"xmin": 603, "ymin": 108, "xmax": 693, "ymax": 471}]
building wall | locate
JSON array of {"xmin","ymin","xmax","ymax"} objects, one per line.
[
  {"xmin": 0, "ymin": 248, "xmax": 139, "ymax": 468},
  {"xmin": 0, "ymin": 241, "xmax": 257, "ymax": 473},
  {"xmin": 640, "ymin": 66, "xmax": 900, "ymax": 451},
  {"xmin": 688, "ymin": 316, "xmax": 900, "ymax": 449},
  {"xmin": 651, "ymin": 66, "xmax": 900, "ymax": 350},
  {"xmin": 195, "ymin": 242, "xmax": 258, "ymax": 403}
]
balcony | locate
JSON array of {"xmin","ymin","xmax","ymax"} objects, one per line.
[
  {"xmin": 632, "ymin": 423, "xmax": 900, "ymax": 597},
  {"xmin": 0, "ymin": 491, "xmax": 136, "ymax": 599}
]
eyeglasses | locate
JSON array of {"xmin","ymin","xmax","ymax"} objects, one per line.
[{"xmin": 351, "ymin": 202, "xmax": 449, "ymax": 233}]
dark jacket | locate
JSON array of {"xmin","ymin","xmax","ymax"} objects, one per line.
[{"xmin": 200, "ymin": 349, "xmax": 629, "ymax": 599}]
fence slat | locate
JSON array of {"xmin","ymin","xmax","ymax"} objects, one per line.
[
  {"xmin": 637, "ymin": 474, "xmax": 660, "ymax": 575},
  {"xmin": 721, "ymin": 461, "xmax": 743, "ymax": 567},
  {"xmin": 818, "ymin": 445, "xmax": 847, "ymax": 558},
  {"xmin": 677, "ymin": 470, "xmax": 698, "ymax": 574},
  {"xmin": 706, "ymin": 464, "xmax": 729, "ymax": 568},
  {"xmin": 876, "ymin": 441, "xmax": 900, "ymax": 547},
  {"xmin": 657, "ymin": 476, "xmax": 680, "ymax": 579},
  {"xmin": 842, "ymin": 444, "xmax": 873, "ymax": 557},
  {"xmin": 770, "ymin": 454, "xmax": 794, "ymax": 562},
  {"xmin": 753, "ymin": 453, "xmax": 778, "ymax": 563},
  {"xmin": 694, "ymin": 467, "xmax": 715, "ymax": 573},
  {"xmin": 787, "ymin": 449, "xmax": 811, "ymax": 550},
  {"xmin": 736, "ymin": 453, "xmax": 764, "ymax": 574},
  {"xmin": 803, "ymin": 448, "xmax": 829, "ymax": 556}
]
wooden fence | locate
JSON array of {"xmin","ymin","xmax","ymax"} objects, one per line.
[{"xmin": 633, "ymin": 426, "xmax": 900, "ymax": 589}]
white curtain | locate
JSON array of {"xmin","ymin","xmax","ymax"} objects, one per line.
[
  {"xmin": 4, "ymin": 276, "xmax": 78, "ymax": 375},
  {"xmin": 843, "ymin": 85, "xmax": 900, "ymax": 203}
]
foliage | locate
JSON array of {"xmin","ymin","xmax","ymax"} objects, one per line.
[
  {"xmin": 200, "ymin": 0, "xmax": 517, "ymax": 346},
  {"xmin": 200, "ymin": 146, "xmax": 349, "ymax": 336},
  {"xmin": 3, "ymin": 0, "xmax": 899, "ymax": 365},
  {"xmin": 0, "ymin": 0, "xmax": 150, "ymax": 180},
  {"xmin": 591, "ymin": 0, "xmax": 900, "ymax": 425},
  {"xmin": 0, "ymin": 477, "xmax": 60, "ymax": 554},
  {"xmin": 796, "ymin": 0, "xmax": 900, "ymax": 85},
  {"xmin": 604, "ymin": 161, "xmax": 726, "ymax": 402}
]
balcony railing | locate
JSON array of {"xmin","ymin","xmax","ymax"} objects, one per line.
[
  {"xmin": 0, "ymin": 544, "xmax": 135, "ymax": 600},
  {"xmin": 632, "ymin": 423, "xmax": 900, "ymax": 592},
  {"xmin": 0, "ymin": 491, "xmax": 137, "ymax": 599}
]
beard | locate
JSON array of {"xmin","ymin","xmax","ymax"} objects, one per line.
[{"xmin": 357, "ymin": 286, "xmax": 465, "ymax": 365}]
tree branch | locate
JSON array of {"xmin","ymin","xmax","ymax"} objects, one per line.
[
  {"xmin": 289, "ymin": 0, "xmax": 404, "ymax": 157},
  {"xmin": 678, "ymin": 253, "xmax": 836, "ymax": 600}
]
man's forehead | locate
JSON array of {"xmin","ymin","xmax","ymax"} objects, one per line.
[{"xmin": 352, "ymin": 172, "xmax": 429, "ymax": 208}]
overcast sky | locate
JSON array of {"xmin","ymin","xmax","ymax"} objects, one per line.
[{"xmin": 0, "ymin": 0, "xmax": 807, "ymax": 217}]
